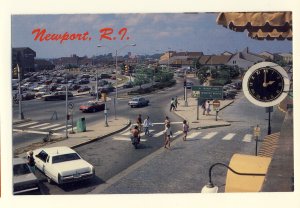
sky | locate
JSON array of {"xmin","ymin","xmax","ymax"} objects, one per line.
[{"xmin": 12, "ymin": 13, "xmax": 292, "ymax": 59}]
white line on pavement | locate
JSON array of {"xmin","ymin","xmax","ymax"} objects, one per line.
[
  {"xmin": 153, "ymin": 130, "xmax": 165, "ymax": 138},
  {"xmin": 51, "ymin": 126, "xmax": 66, "ymax": 131},
  {"xmin": 13, "ymin": 129, "xmax": 62, "ymax": 136},
  {"xmin": 202, "ymin": 132, "xmax": 218, "ymax": 140},
  {"xmin": 29, "ymin": 123, "xmax": 50, "ymax": 128},
  {"xmin": 222, "ymin": 133, "xmax": 236, "ymax": 141},
  {"xmin": 187, "ymin": 132, "xmax": 201, "ymax": 139},
  {"xmin": 172, "ymin": 130, "xmax": 182, "ymax": 137},
  {"xmin": 16, "ymin": 122, "xmax": 38, "ymax": 127},
  {"xmin": 112, "ymin": 137, "xmax": 147, "ymax": 142},
  {"xmin": 39, "ymin": 124, "xmax": 61, "ymax": 130},
  {"xmin": 243, "ymin": 134, "xmax": 253, "ymax": 142},
  {"xmin": 152, "ymin": 122, "xmax": 182, "ymax": 125}
]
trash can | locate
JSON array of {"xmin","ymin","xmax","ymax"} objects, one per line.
[{"xmin": 77, "ymin": 117, "xmax": 86, "ymax": 132}]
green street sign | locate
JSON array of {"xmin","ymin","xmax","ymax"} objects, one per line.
[{"xmin": 192, "ymin": 86, "xmax": 223, "ymax": 99}]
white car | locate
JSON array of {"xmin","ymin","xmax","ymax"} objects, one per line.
[{"xmin": 29, "ymin": 146, "xmax": 95, "ymax": 184}]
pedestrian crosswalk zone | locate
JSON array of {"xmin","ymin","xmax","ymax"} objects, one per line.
[
  {"xmin": 114, "ymin": 129, "xmax": 254, "ymax": 143},
  {"xmin": 13, "ymin": 121, "xmax": 76, "ymax": 135},
  {"xmin": 14, "ymin": 121, "xmax": 255, "ymax": 143}
]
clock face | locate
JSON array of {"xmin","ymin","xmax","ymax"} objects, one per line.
[
  {"xmin": 242, "ymin": 62, "xmax": 290, "ymax": 107},
  {"xmin": 248, "ymin": 67, "xmax": 284, "ymax": 102}
]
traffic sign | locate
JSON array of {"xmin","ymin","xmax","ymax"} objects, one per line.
[
  {"xmin": 68, "ymin": 102, "xmax": 74, "ymax": 109},
  {"xmin": 212, "ymin": 100, "xmax": 221, "ymax": 107},
  {"xmin": 253, "ymin": 126, "xmax": 261, "ymax": 137},
  {"xmin": 192, "ymin": 86, "xmax": 223, "ymax": 99}
]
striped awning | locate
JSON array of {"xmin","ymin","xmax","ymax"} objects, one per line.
[{"xmin": 216, "ymin": 12, "xmax": 292, "ymax": 40}]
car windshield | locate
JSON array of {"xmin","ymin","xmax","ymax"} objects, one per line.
[
  {"xmin": 13, "ymin": 164, "xmax": 31, "ymax": 176},
  {"xmin": 52, "ymin": 153, "xmax": 81, "ymax": 164},
  {"xmin": 132, "ymin": 98, "xmax": 140, "ymax": 101}
]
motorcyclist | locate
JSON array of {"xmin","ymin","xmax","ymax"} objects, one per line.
[
  {"xmin": 130, "ymin": 125, "xmax": 140, "ymax": 149},
  {"xmin": 136, "ymin": 114, "xmax": 142, "ymax": 132}
]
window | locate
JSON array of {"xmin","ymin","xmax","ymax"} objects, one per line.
[
  {"xmin": 37, "ymin": 150, "xmax": 48, "ymax": 163},
  {"xmin": 52, "ymin": 153, "xmax": 81, "ymax": 164}
]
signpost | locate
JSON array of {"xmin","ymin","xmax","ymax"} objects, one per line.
[
  {"xmin": 192, "ymin": 86, "xmax": 223, "ymax": 99},
  {"xmin": 192, "ymin": 86, "xmax": 223, "ymax": 120},
  {"xmin": 68, "ymin": 102, "xmax": 75, "ymax": 134},
  {"xmin": 253, "ymin": 125, "xmax": 261, "ymax": 156},
  {"xmin": 212, "ymin": 100, "xmax": 221, "ymax": 121}
]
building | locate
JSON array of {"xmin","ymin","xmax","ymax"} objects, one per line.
[
  {"xmin": 12, "ymin": 47, "xmax": 36, "ymax": 79},
  {"xmin": 227, "ymin": 47, "xmax": 266, "ymax": 70},
  {"xmin": 277, "ymin": 53, "xmax": 293, "ymax": 64},
  {"xmin": 34, "ymin": 59, "xmax": 55, "ymax": 71},
  {"xmin": 259, "ymin": 51, "xmax": 275, "ymax": 61}
]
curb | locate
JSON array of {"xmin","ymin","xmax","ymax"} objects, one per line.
[
  {"xmin": 173, "ymin": 99, "xmax": 234, "ymax": 130},
  {"xmin": 70, "ymin": 120, "xmax": 132, "ymax": 149},
  {"xmin": 13, "ymin": 119, "xmax": 32, "ymax": 125}
]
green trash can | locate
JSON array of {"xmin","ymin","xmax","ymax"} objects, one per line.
[{"xmin": 77, "ymin": 117, "xmax": 86, "ymax": 132}]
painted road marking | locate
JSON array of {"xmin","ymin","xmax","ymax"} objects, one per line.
[
  {"xmin": 222, "ymin": 133, "xmax": 236, "ymax": 141},
  {"xmin": 51, "ymin": 126, "xmax": 66, "ymax": 131},
  {"xmin": 172, "ymin": 130, "xmax": 182, "ymax": 137},
  {"xmin": 152, "ymin": 122, "xmax": 182, "ymax": 125},
  {"xmin": 29, "ymin": 123, "xmax": 51, "ymax": 128},
  {"xmin": 39, "ymin": 124, "xmax": 61, "ymax": 130},
  {"xmin": 153, "ymin": 130, "xmax": 165, "ymax": 138},
  {"xmin": 243, "ymin": 134, "xmax": 252, "ymax": 142},
  {"xmin": 112, "ymin": 137, "xmax": 147, "ymax": 142},
  {"xmin": 16, "ymin": 121, "xmax": 38, "ymax": 127},
  {"xmin": 202, "ymin": 132, "xmax": 218, "ymax": 140},
  {"xmin": 13, "ymin": 129, "xmax": 62, "ymax": 136},
  {"xmin": 187, "ymin": 132, "xmax": 201, "ymax": 139}
]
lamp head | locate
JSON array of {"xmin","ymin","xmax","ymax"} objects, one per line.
[{"xmin": 201, "ymin": 183, "xmax": 218, "ymax": 193}]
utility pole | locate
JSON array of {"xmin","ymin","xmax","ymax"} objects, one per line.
[
  {"xmin": 17, "ymin": 64, "xmax": 24, "ymax": 120},
  {"xmin": 65, "ymin": 72, "xmax": 69, "ymax": 138},
  {"xmin": 96, "ymin": 68, "xmax": 99, "ymax": 101}
]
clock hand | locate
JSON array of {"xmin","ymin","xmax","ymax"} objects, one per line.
[
  {"xmin": 266, "ymin": 81, "xmax": 275, "ymax": 86},
  {"xmin": 263, "ymin": 70, "xmax": 267, "ymax": 87}
]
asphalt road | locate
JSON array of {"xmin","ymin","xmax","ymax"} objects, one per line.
[{"xmin": 32, "ymin": 89, "xmax": 285, "ymax": 195}]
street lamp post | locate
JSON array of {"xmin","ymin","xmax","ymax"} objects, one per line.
[
  {"xmin": 65, "ymin": 72, "xmax": 69, "ymax": 139},
  {"xmin": 17, "ymin": 64, "xmax": 24, "ymax": 120},
  {"xmin": 98, "ymin": 44, "xmax": 136, "ymax": 119},
  {"xmin": 201, "ymin": 162, "xmax": 266, "ymax": 193},
  {"xmin": 95, "ymin": 68, "xmax": 99, "ymax": 101}
]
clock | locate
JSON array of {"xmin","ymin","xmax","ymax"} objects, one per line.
[{"xmin": 242, "ymin": 62, "xmax": 290, "ymax": 107}]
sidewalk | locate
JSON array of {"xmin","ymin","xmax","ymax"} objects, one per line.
[
  {"xmin": 14, "ymin": 117, "xmax": 131, "ymax": 156},
  {"xmin": 174, "ymin": 97, "xmax": 233, "ymax": 129}
]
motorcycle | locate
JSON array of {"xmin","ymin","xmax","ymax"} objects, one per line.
[{"xmin": 130, "ymin": 136, "xmax": 140, "ymax": 149}]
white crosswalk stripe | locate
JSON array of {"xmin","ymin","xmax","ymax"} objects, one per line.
[
  {"xmin": 202, "ymin": 132, "xmax": 218, "ymax": 140},
  {"xmin": 112, "ymin": 137, "xmax": 147, "ymax": 142},
  {"xmin": 222, "ymin": 133, "xmax": 236, "ymax": 141},
  {"xmin": 39, "ymin": 124, "xmax": 61, "ymax": 130},
  {"xmin": 16, "ymin": 122, "xmax": 38, "ymax": 127},
  {"xmin": 243, "ymin": 134, "xmax": 253, "ymax": 142},
  {"xmin": 29, "ymin": 123, "xmax": 50, "ymax": 128},
  {"xmin": 153, "ymin": 130, "xmax": 165, "ymax": 138},
  {"xmin": 187, "ymin": 132, "xmax": 201, "ymax": 139},
  {"xmin": 172, "ymin": 130, "xmax": 182, "ymax": 137},
  {"xmin": 51, "ymin": 126, "xmax": 67, "ymax": 131}
]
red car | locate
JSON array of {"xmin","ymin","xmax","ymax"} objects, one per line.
[{"xmin": 79, "ymin": 101, "xmax": 105, "ymax": 113}]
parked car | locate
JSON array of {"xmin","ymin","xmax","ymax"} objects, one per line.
[
  {"xmin": 42, "ymin": 91, "xmax": 73, "ymax": 101},
  {"xmin": 79, "ymin": 101, "xmax": 105, "ymax": 113},
  {"xmin": 22, "ymin": 92, "xmax": 36, "ymax": 100},
  {"xmin": 128, "ymin": 96, "xmax": 149, "ymax": 108},
  {"xmin": 29, "ymin": 147, "xmax": 95, "ymax": 184},
  {"xmin": 77, "ymin": 86, "xmax": 91, "ymax": 93},
  {"xmin": 78, "ymin": 79, "xmax": 89, "ymax": 84},
  {"xmin": 13, "ymin": 157, "xmax": 39, "ymax": 195},
  {"xmin": 99, "ymin": 73, "xmax": 111, "ymax": 79},
  {"xmin": 186, "ymin": 81, "xmax": 194, "ymax": 89},
  {"xmin": 101, "ymin": 85, "xmax": 115, "ymax": 92},
  {"xmin": 123, "ymin": 82, "xmax": 134, "ymax": 88},
  {"xmin": 111, "ymin": 75, "xmax": 116, "ymax": 80},
  {"xmin": 69, "ymin": 84, "xmax": 80, "ymax": 90},
  {"xmin": 33, "ymin": 85, "xmax": 47, "ymax": 92}
]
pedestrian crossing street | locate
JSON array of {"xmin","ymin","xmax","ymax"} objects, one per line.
[
  {"xmin": 13, "ymin": 121, "xmax": 76, "ymax": 135},
  {"xmin": 113, "ymin": 128, "xmax": 255, "ymax": 143}
]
